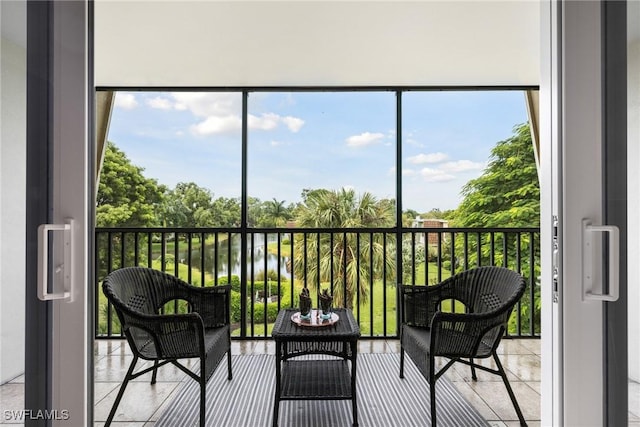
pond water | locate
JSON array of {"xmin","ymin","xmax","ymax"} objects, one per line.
[{"xmin": 180, "ymin": 233, "xmax": 291, "ymax": 279}]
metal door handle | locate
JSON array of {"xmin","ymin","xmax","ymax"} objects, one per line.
[
  {"xmin": 37, "ymin": 219, "xmax": 74, "ymax": 301},
  {"xmin": 582, "ymin": 219, "xmax": 619, "ymax": 301}
]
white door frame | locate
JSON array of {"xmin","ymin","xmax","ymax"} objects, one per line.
[
  {"xmin": 541, "ymin": 1, "xmax": 627, "ymax": 425},
  {"xmin": 25, "ymin": 1, "xmax": 92, "ymax": 425},
  {"xmin": 50, "ymin": 2, "xmax": 91, "ymax": 425}
]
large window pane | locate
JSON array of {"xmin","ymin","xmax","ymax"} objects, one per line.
[
  {"xmin": 247, "ymin": 91, "xmax": 396, "ymax": 228},
  {"xmin": 402, "ymin": 90, "xmax": 528, "ymax": 216},
  {"xmin": 400, "ymin": 91, "xmax": 535, "ymax": 327},
  {"xmin": 106, "ymin": 91, "xmax": 243, "ymax": 227}
]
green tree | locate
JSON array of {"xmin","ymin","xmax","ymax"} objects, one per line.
[
  {"xmin": 453, "ymin": 123, "xmax": 540, "ymax": 334},
  {"xmin": 247, "ymin": 197, "xmax": 295, "ymax": 227},
  {"xmin": 247, "ymin": 196, "xmax": 264, "ymax": 227},
  {"xmin": 421, "ymin": 208, "xmax": 456, "ymax": 220},
  {"xmin": 293, "ymin": 188, "xmax": 396, "ymax": 308},
  {"xmin": 211, "ymin": 196, "xmax": 241, "ymax": 227},
  {"xmin": 96, "ymin": 141, "xmax": 165, "ymax": 227},
  {"xmin": 163, "ymin": 182, "xmax": 215, "ymax": 227},
  {"xmin": 402, "ymin": 209, "xmax": 420, "ymax": 226},
  {"xmin": 262, "ymin": 198, "xmax": 292, "ymax": 227},
  {"xmin": 455, "ymin": 123, "xmax": 539, "ymax": 228}
]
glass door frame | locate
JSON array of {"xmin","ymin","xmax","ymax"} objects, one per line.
[
  {"xmin": 25, "ymin": 1, "xmax": 93, "ymax": 425},
  {"xmin": 540, "ymin": 1, "xmax": 628, "ymax": 425}
]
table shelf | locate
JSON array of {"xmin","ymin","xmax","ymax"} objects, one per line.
[{"xmin": 280, "ymin": 359, "xmax": 352, "ymax": 400}]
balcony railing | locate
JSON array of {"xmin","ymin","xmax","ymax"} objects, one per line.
[{"xmin": 95, "ymin": 226, "xmax": 540, "ymax": 339}]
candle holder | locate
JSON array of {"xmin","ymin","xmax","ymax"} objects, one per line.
[
  {"xmin": 299, "ymin": 287, "xmax": 312, "ymax": 319},
  {"xmin": 318, "ymin": 288, "xmax": 333, "ymax": 320}
]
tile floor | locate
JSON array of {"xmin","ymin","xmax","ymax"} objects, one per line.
[{"xmin": 1, "ymin": 338, "xmax": 543, "ymax": 426}]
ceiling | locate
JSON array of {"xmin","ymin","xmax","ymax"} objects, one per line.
[
  {"xmin": 6, "ymin": 1, "xmax": 638, "ymax": 87},
  {"xmin": 2, "ymin": 1, "xmax": 542, "ymax": 87},
  {"xmin": 94, "ymin": 1, "xmax": 541, "ymax": 87}
]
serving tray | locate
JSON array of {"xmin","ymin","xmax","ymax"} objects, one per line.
[{"xmin": 291, "ymin": 310, "xmax": 339, "ymax": 327}]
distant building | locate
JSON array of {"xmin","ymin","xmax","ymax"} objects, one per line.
[{"xmin": 411, "ymin": 216, "xmax": 449, "ymax": 245}]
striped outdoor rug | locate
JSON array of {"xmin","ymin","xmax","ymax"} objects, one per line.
[{"xmin": 155, "ymin": 353, "xmax": 488, "ymax": 427}]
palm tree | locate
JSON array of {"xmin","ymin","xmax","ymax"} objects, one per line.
[
  {"xmin": 264, "ymin": 198, "xmax": 289, "ymax": 227},
  {"xmin": 293, "ymin": 188, "xmax": 395, "ymax": 309}
]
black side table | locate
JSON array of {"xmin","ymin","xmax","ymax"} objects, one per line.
[{"xmin": 271, "ymin": 308, "xmax": 361, "ymax": 427}]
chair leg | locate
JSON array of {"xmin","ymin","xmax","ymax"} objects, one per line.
[
  {"xmin": 470, "ymin": 357, "xmax": 477, "ymax": 381},
  {"xmin": 227, "ymin": 348, "xmax": 233, "ymax": 380},
  {"xmin": 105, "ymin": 354, "xmax": 138, "ymax": 427},
  {"xmin": 430, "ymin": 377, "xmax": 437, "ymax": 427},
  {"xmin": 200, "ymin": 357, "xmax": 207, "ymax": 427},
  {"xmin": 151, "ymin": 360, "xmax": 159, "ymax": 384},
  {"xmin": 399, "ymin": 347, "xmax": 405, "ymax": 379},
  {"xmin": 493, "ymin": 352, "xmax": 527, "ymax": 426},
  {"xmin": 430, "ymin": 356, "xmax": 437, "ymax": 426}
]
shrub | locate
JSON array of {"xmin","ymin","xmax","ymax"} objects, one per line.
[
  {"xmin": 217, "ymin": 275, "xmax": 242, "ymax": 292},
  {"xmin": 251, "ymin": 280, "xmax": 284, "ymax": 296},
  {"xmin": 254, "ymin": 269, "xmax": 280, "ymax": 282},
  {"xmin": 230, "ymin": 291, "xmax": 242, "ymax": 323},
  {"xmin": 252, "ymin": 301, "xmax": 280, "ymax": 323}
]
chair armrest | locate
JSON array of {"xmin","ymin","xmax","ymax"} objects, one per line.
[
  {"xmin": 429, "ymin": 311, "xmax": 506, "ymax": 357},
  {"xmin": 399, "ymin": 274, "xmax": 466, "ymax": 327},
  {"xmin": 181, "ymin": 284, "xmax": 231, "ymax": 328},
  {"xmin": 125, "ymin": 312, "xmax": 205, "ymax": 359},
  {"xmin": 398, "ymin": 285, "xmax": 439, "ymax": 328}
]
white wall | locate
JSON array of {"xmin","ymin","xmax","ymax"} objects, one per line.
[
  {"xmin": 95, "ymin": 0, "xmax": 539, "ymax": 87},
  {"xmin": 0, "ymin": 2, "xmax": 26, "ymax": 384}
]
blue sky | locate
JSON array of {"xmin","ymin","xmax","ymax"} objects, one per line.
[{"xmin": 108, "ymin": 90, "xmax": 527, "ymax": 213}]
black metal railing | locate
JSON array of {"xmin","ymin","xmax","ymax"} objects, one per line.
[{"xmin": 95, "ymin": 226, "xmax": 540, "ymax": 339}]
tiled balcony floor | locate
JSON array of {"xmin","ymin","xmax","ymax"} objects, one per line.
[{"xmin": 1, "ymin": 338, "xmax": 542, "ymax": 426}]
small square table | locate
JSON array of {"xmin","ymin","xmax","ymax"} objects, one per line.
[{"xmin": 271, "ymin": 308, "xmax": 361, "ymax": 427}]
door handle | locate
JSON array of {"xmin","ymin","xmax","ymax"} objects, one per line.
[
  {"xmin": 37, "ymin": 219, "xmax": 74, "ymax": 301},
  {"xmin": 582, "ymin": 219, "xmax": 619, "ymax": 302}
]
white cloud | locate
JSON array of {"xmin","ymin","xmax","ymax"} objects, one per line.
[
  {"xmin": 167, "ymin": 92, "xmax": 304, "ymax": 136},
  {"xmin": 248, "ymin": 113, "xmax": 280, "ymax": 131},
  {"xmin": 115, "ymin": 93, "xmax": 138, "ymax": 110},
  {"xmin": 282, "ymin": 116, "xmax": 305, "ymax": 133},
  {"xmin": 171, "ymin": 92, "xmax": 240, "ymax": 117},
  {"xmin": 411, "ymin": 159, "xmax": 483, "ymax": 183},
  {"xmin": 270, "ymin": 140, "xmax": 284, "ymax": 147},
  {"xmin": 191, "ymin": 115, "xmax": 242, "ymax": 136},
  {"xmin": 420, "ymin": 167, "xmax": 456, "ymax": 182},
  {"xmin": 440, "ymin": 160, "xmax": 484, "ymax": 173},
  {"xmin": 345, "ymin": 132, "xmax": 385, "ymax": 147},
  {"xmin": 248, "ymin": 113, "xmax": 305, "ymax": 132},
  {"xmin": 147, "ymin": 96, "xmax": 173, "ymax": 110},
  {"xmin": 407, "ymin": 152, "xmax": 449, "ymax": 164}
]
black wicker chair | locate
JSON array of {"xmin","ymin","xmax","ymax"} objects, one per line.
[
  {"xmin": 102, "ymin": 267, "xmax": 232, "ymax": 427},
  {"xmin": 399, "ymin": 266, "xmax": 527, "ymax": 426}
]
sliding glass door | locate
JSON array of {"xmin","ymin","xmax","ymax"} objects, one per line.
[
  {"xmin": 24, "ymin": 2, "xmax": 92, "ymax": 425},
  {"xmin": 541, "ymin": 1, "xmax": 629, "ymax": 425}
]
